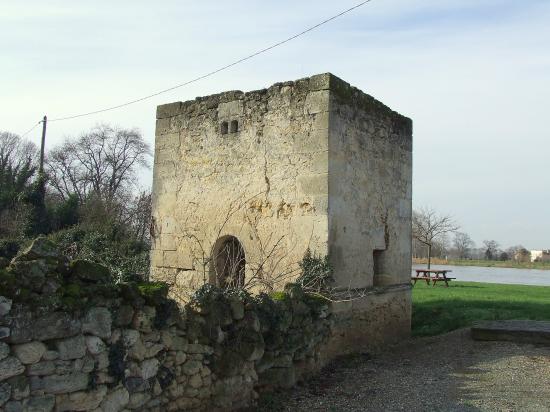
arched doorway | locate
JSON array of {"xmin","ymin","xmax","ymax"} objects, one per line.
[{"xmin": 211, "ymin": 236, "xmax": 245, "ymax": 289}]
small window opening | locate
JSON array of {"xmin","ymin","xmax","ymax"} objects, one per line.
[
  {"xmin": 230, "ymin": 120, "xmax": 239, "ymax": 133},
  {"xmin": 372, "ymin": 249, "xmax": 385, "ymax": 286},
  {"xmin": 220, "ymin": 121, "xmax": 228, "ymax": 135}
]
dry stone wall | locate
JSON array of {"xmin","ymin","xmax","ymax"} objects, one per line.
[
  {"xmin": 0, "ymin": 238, "xmax": 331, "ymax": 411},
  {"xmin": 150, "ymin": 72, "xmax": 413, "ymax": 360}
]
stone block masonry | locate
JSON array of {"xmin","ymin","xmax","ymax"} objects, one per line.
[
  {"xmin": 151, "ymin": 73, "xmax": 413, "ymax": 354},
  {"xmin": 151, "ymin": 74, "xmax": 335, "ymax": 300},
  {"xmin": 0, "ymin": 238, "xmax": 332, "ymax": 411},
  {"xmin": 151, "ymin": 72, "xmax": 412, "ymax": 296}
]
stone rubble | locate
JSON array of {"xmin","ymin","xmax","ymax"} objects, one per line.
[{"xmin": 0, "ymin": 237, "xmax": 332, "ymax": 411}]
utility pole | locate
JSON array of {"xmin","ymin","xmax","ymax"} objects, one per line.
[{"xmin": 39, "ymin": 115, "xmax": 47, "ymax": 174}]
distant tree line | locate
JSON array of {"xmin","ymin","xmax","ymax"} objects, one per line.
[
  {"xmin": 412, "ymin": 207, "xmax": 533, "ymax": 265},
  {"xmin": 0, "ymin": 125, "xmax": 152, "ymax": 281}
]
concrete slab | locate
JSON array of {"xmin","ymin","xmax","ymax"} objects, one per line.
[{"xmin": 471, "ymin": 320, "xmax": 550, "ymax": 344}]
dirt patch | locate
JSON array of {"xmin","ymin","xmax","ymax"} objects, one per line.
[{"xmin": 257, "ymin": 329, "xmax": 550, "ymax": 411}]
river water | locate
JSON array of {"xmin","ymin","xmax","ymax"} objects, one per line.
[{"xmin": 411, "ymin": 264, "xmax": 550, "ymax": 286}]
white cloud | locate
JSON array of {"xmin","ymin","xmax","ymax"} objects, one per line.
[{"xmin": 1, "ymin": 0, "xmax": 549, "ymax": 248}]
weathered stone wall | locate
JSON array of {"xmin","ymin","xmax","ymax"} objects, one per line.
[
  {"xmin": 151, "ymin": 73, "xmax": 412, "ymax": 298},
  {"xmin": 328, "ymin": 77, "xmax": 413, "ymax": 289},
  {"xmin": 0, "ymin": 238, "xmax": 331, "ymax": 411},
  {"xmin": 325, "ymin": 285, "xmax": 411, "ymax": 356},
  {"xmin": 150, "ymin": 73, "xmax": 413, "ymax": 364},
  {"xmin": 151, "ymin": 75, "xmax": 332, "ymax": 299}
]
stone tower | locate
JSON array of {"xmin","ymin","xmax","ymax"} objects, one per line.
[{"xmin": 151, "ymin": 73, "xmax": 412, "ymax": 350}]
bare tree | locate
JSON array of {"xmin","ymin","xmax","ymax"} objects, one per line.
[
  {"xmin": 412, "ymin": 207, "xmax": 459, "ymax": 269},
  {"xmin": 0, "ymin": 132, "xmax": 38, "ymax": 172},
  {"xmin": 453, "ymin": 232, "xmax": 475, "ymax": 259},
  {"xmin": 506, "ymin": 245, "xmax": 530, "ymax": 262},
  {"xmin": 126, "ymin": 190, "xmax": 152, "ymax": 243},
  {"xmin": 46, "ymin": 124, "xmax": 151, "ymax": 203},
  {"xmin": 482, "ymin": 240, "xmax": 500, "ymax": 260},
  {"xmin": 46, "ymin": 142, "xmax": 90, "ymax": 203}
]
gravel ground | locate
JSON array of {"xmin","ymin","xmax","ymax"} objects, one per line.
[{"xmin": 261, "ymin": 329, "xmax": 550, "ymax": 411}]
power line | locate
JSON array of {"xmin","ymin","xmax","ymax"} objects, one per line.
[
  {"xmin": 20, "ymin": 121, "xmax": 41, "ymax": 137},
  {"xmin": 17, "ymin": 0, "xmax": 372, "ymax": 135},
  {"xmin": 47, "ymin": 0, "xmax": 372, "ymax": 122}
]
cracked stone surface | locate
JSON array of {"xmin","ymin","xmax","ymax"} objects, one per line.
[{"xmin": 150, "ymin": 73, "xmax": 413, "ymax": 302}]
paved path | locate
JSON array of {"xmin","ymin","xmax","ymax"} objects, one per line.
[{"xmin": 267, "ymin": 329, "xmax": 550, "ymax": 411}]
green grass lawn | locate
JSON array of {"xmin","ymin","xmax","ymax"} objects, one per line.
[{"xmin": 412, "ymin": 281, "xmax": 550, "ymax": 336}]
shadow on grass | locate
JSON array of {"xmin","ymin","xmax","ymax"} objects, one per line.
[{"xmin": 412, "ymin": 298, "xmax": 550, "ymax": 337}]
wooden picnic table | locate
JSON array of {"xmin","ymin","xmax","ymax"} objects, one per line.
[{"xmin": 411, "ymin": 269, "xmax": 455, "ymax": 287}]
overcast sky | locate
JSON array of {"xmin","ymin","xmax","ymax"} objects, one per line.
[{"xmin": 1, "ymin": 0, "xmax": 549, "ymax": 249}]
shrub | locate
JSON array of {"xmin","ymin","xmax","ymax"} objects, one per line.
[
  {"xmin": 53, "ymin": 194, "xmax": 80, "ymax": 230},
  {"xmin": 49, "ymin": 225, "xmax": 149, "ymax": 283},
  {"xmin": 296, "ymin": 248, "xmax": 333, "ymax": 293}
]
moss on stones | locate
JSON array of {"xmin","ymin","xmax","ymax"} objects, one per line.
[
  {"xmin": 136, "ymin": 282, "xmax": 169, "ymax": 306},
  {"xmin": 269, "ymin": 291, "xmax": 289, "ymax": 302},
  {"xmin": 13, "ymin": 236, "xmax": 59, "ymax": 262},
  {"xmin": 0, "ymin": 236, "xmax": 334, "ymax": 410},
  {"xmin": 70, "ymin": 259, "xmax": 112, "ymax": 284}
]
